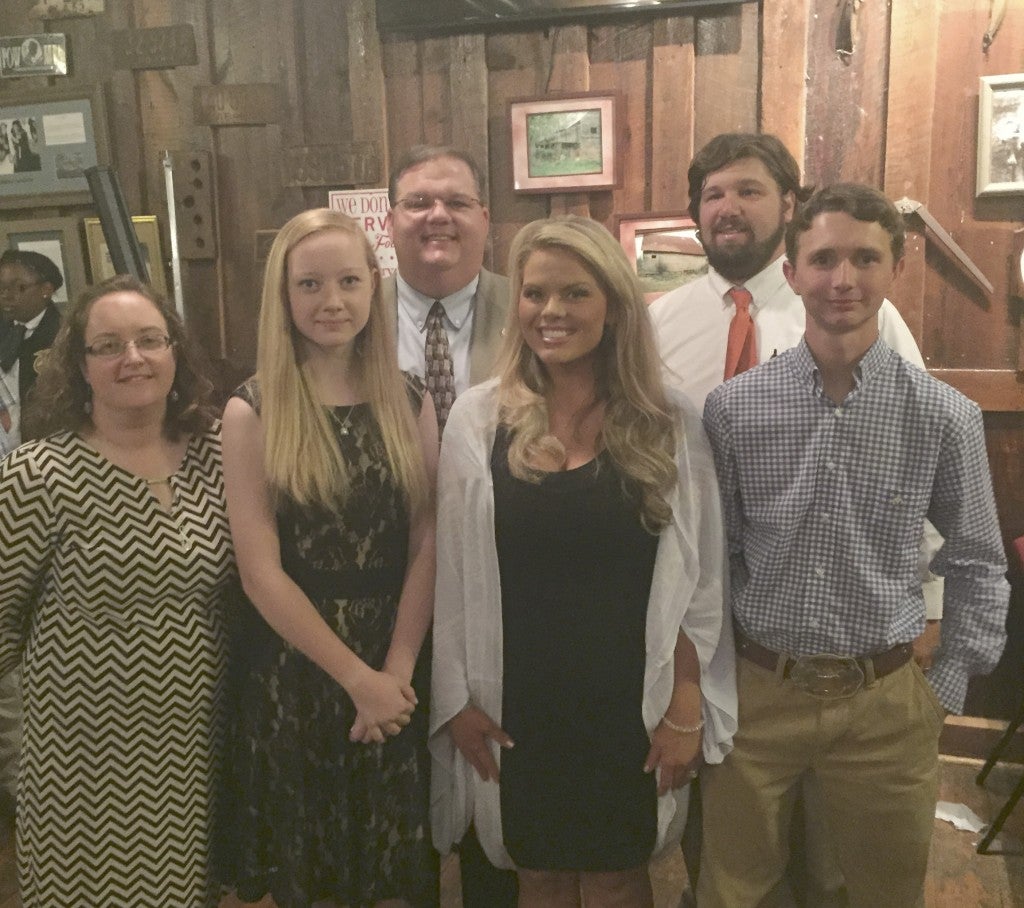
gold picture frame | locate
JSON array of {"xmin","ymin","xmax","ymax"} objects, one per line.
[{"xmin": 83, "ymin": 215, "xmax": 168, "ymax": 296}]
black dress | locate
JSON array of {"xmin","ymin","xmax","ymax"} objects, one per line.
[
  {"xmin": 228, "ymin": 379, "xmax": 437, "ymax": 908},
  {"xmin": 491, "ymin": 427, "xmax": 659, "ymax": 871}
]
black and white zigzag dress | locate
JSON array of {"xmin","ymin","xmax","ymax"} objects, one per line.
[{"xmin": 0, "ymin": 427, "xmax": 235, "ymax": 908}]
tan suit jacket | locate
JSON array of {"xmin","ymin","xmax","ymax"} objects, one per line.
[{"xmin": 381, "ymin": 268, "xmax": 510, "ymax": 387}]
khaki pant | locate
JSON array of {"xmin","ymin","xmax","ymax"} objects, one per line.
[{"xmin": 697, "ymin": 657, "xmax": 943, "ymax": 908}]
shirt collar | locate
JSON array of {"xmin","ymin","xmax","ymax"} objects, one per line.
[
  {"xmin": 791, "ymin": 335, "xmax": 892, "ymax": 393},
  {"xmin": 708, "ymin": 255, "xmax": 789, "ymax": 311},
  {"xmin": 17, "ymin": 306, "xmax": 49, "ymax": 337},
  {"xmin": 395, "ymin": 273, "xmax": 480, "ymax": 332}
]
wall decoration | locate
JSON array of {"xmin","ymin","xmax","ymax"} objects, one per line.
[
  {"xmin": 84, "ymin": 216, "xmax": 168, "ymax": 297},
  {"xmin": 977, "ymin": 73, "xmax": 1024, "ymax": 197},
  {"xmin": 510, "ymin": 92, "xmax": 620, "ymax": 194},
  {"xmin": 194, "ymin": 84, "xmax": 283, "ymax": 126},
  {"xmin": 0, "ymin": 34, "xmax": 68, "ymax": 78},
  {"xmin": 3, "ymin": 216, "xmax": 87, "ymax": 305},
  {"xmin": 0, "ymin": 86, "xmax": 108, "ymax": 208},
  {"xmin": 615, "ymin": 212, "xmax": 707, "ymax": 303},
  {"xmin": 29, "ymin": 0, "xmax": 104, "ymax": 18},
  {"xmin": 111, "ymin": 25, "xmax": 198, "ymax": 71},
  {"xmin": 328, "ymin": 187, "xmax": 395, "ymax": 277}
]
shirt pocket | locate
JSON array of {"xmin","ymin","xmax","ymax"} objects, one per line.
[{"xmin": 858, "ymin": 483, "xmax": 931, "ymax": 577}]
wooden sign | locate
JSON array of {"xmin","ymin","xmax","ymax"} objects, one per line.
[
  {"xmin": 112, "ymin": 25, "xmax": 198, "ymax": 70},
  {"xmin": 168, "ymin": 151, "xmax": 216, "ymax": 260},
  {"xmin": 281, "ymin": 144, "xmax": 379, "ymax": 187},
  {"xmin": 29, "ymin": 0, "xmax": 103, "ymax": 18},
  {"xmin": 193, "ymin": 84, "xmax": 283, "ymax": 127}
]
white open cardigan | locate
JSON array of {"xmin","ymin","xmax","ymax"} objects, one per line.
[{"xmin": 429, "ymin": 379, "xmax": 738, "ymax": 868}]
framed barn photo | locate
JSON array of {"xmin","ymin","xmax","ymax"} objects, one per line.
[
  {"xmin": 615, "ymin": 212, "xmax": 707, "ymax": 304},
  {"xmin": 2, "ymin": 215, "xmax": 87, "ymax": 306},
  {"xmin": 976, "ymin": 73, "xmax": 1024, "ymax": 198},
  {"xmin": 509, "ymin": 92, "xmax": 620, "ymax": 194},
  {"xmin": 0, "ymin": 85, "xmax": 109, "ymax": 209}
]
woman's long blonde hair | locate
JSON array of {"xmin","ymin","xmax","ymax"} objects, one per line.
[
  {"xmin": 256, "ymin": 208, "xmax": 427, "ymax": 513},
  {"xmin": 496, "ymin": 215, "xmax": 678, "ymax": 532}
]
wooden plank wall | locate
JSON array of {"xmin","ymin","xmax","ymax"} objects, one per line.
[{"xmin": 0, "ymin": 0, "xmax": 1021, "ymax": 709}]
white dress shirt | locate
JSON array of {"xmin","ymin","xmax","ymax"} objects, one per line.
[
  {"xmin": 395, "ymin": 273, "xmax": 479, "ymax": 395},
  {"xmin": 0, "ymin": 307, "xmax": 48, "ymax": 457}
]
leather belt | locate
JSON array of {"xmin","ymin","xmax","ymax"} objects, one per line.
[{"xmin": 735, "ymin": 627, "xmax": 914, "ymax": 698}]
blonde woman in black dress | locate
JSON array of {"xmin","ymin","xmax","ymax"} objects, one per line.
[{"xmin": 431, "ymin": 216, "xmax": 737, "ymax": 906}]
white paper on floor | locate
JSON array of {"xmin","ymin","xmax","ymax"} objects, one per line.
[{"xmin": 935, "ymin": 801, "xmax": 986, "ymax": 832}]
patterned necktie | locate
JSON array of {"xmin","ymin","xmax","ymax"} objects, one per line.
[
  {"xmin": 424, "ymin": 300, "xmax": 456, "ymax": 436},
  {"xmin": 724, "ymin": 286, "xmax": 757, "ymax": 379},
  {"xmin": 0, "ymin": 323, "xmax": 27, "ymax": 374}
]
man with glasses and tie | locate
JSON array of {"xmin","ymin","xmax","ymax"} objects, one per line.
[
  {"xmin": 0, "ymin": 248, "xmax": 64, "ymax": 837},
  {"xmin": 648, "ymin": 134, "xmax": 942, "ymax": 906},
  {"xmin": 384, "ymin": 146, "xmax": 508, "ymax": 438},
  {"xmin": 384, "ymin": 146, "xmax": 515, "ymax": 906}
]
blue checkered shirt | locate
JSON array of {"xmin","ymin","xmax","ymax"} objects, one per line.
[{"xmin": 703, "ymin": 338, "xmax": 1009, "ymax": 713}]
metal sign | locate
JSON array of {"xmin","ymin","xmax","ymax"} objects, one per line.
[{"xmin": 0, "ymin": 34, "xmax": 68, "ymax": 78}]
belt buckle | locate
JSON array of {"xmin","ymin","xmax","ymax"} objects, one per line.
[{"xmin": 789, "ymin": 654, "xmax": 864, "ymax": 699}]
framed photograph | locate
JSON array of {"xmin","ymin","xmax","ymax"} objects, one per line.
[
  {"xmin": 977, "ymin": 73, "xmax": 1024, "ymax": 197},
  {"xmin": 616, "ymin": 212, "xmax": 708, "ymax": 303},
  {"xmin": 0, "ymin": 85, "xmax": 109, "ymax": 208},
  {"xmin": 510, "ymin": 92, "xmax": 620, "ymax": 193},
  {"xmin": 84, "ymin": 216, "xmax": 168, "ymax": 297},
  {"xmin": 2, "ymin": 216, "xmax": 87, "ymax": 306}
]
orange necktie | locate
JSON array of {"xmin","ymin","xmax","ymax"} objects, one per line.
[{"xmin": 724, "ymin": 286, "xmax": 757, "ymax": 379}]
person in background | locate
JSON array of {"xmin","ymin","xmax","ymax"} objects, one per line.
[
  {"xmin": 0, "ymin": 249, "xmax": 65, "ymax": 839},
  {"xmin": 222, "ymin": 208, "xmax": 438, "ymax": 907},
  {"xmin": 699, "ymin": 184, "xmax": 1009, "ymax": 907},
  {"xmin": 384, "ymin": 144, "xmax": 514, "ymax": 905},
  {"xmin": 648, "ymin": 132, "xmax": 944, "ymax": 904},
  {"xmin": 431, "ymin": 215, "xmax": 736, "ymax": 907},
  {"xmin": 0, "ymin": 275, "xmax": 235, "ymax": 906}
]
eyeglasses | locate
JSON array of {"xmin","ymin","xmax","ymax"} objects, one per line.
[
  {"xmin": 393, "ymin": 194, "xmax": 482, "ymax": 215},
  {"xmin": 0, "ymin": 280, "xmax": 41, "ymax": 295},
  {"xmin": 84, "ymin": 333, "xmax": 173, "ymax": 358}
]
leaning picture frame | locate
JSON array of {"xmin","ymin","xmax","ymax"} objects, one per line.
[
  {"xmin": 2, "ymin": 215, "xmax": 88, "ymax": 306},
  {"xmin": 976, "ymin": 73, "xmax": 1024, "ymax": 198},
  {"xmin": 509, "ymin": 92, "xmax": 620, "ymax": 193},
  {"xmin": 84, "ymin": 215, "xmax": 168, "ymax": 297},
  {"xmin": 615, "ymin": 212, "xmax": 707, "ymax": 303},
  {"xmin": 0, "ymin": 85, "xmax": 109, "ymax": 209}
]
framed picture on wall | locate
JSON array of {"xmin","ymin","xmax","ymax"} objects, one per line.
[
  {"xmin": 84, "ymin": 216, "xmax": 168, "ymax": 297},
  {"xmin": 3, "ymin": 216, "xmax": 87, "ymax": 306},
  {"xmin": 615, "ymin": 212, "xmax": 707, "ymax": 304},
  {"xmin": 0, "ymin": 85, "xmax": 108, "ymax": 209},
  {"xmin": 509, "ymin": 92, "xmax": 620, "ymax": 193},
  {"xmin": 977, "ymin": 73, "xmax": 1024, "ymax": 197}
]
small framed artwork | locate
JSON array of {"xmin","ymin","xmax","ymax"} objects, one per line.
[
  {"xmin": 976, "ymin": 73, "xmax": 1024, "ymax": 198},
  {"xmin": 0, "ymin": 85, "xmax": 109, "ymax": 209},
  {"xmin": 509, "ymin": 92, "xmax": 620, "ymax": 194},
  {"xmin": 616, "ymin": 212, "xmax": 708, "ymax": 304},
  {"xmin": 2, "ymin": 215, "xmax": 87, "ymax": 306},
  {"xmin": 84, "ymin": 216, "xmax": 168, "ymax": 296}
]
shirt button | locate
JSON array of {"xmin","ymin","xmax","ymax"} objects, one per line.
[
  {"xmin": 826, "ymin": 461, "xmax": 836, "ymax": 471},
  {"xmin": 809, "ymin": 618, "xmax": 820, "ymax": 628},
  {"xmin": 814, "ymin": 566, "xmax": 825, "ymax": 578},
  {"xmin": 834, "ymin": 409, "xmax": 844, "ymax": 418}
]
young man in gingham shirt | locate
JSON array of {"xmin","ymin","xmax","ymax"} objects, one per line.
[{"xmin": 698, "ymin": 183, "xmax": 1009, "ymax": 908}]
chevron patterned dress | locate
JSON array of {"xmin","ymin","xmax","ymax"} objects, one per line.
[{"xmin": 0, "ymin": 427, "xmax": 234, "ymax": 908}]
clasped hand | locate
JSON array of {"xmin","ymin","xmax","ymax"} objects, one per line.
[{"xmin": 348, "ymin": 668, "xmax": 417, "ymax": 744}]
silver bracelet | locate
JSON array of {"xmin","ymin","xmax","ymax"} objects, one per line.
[{"xmin": 661, "ymin": 715, "xmax": 704, "ymax": 735}]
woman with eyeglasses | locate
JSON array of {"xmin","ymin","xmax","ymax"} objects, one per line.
[{"xmin": 0, "ymin": 275, "xmax": 235, "ymax": 907}]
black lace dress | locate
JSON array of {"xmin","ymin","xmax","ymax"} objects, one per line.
[{"xmin": 228, "ymin": 379, "xmax": 437, "ymax": 908}]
